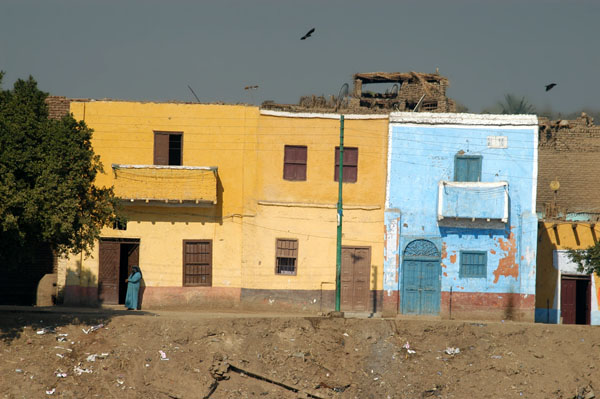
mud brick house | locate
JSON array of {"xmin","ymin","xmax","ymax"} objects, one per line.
[
  {"xmin": 51, "ymin": 98, "xmax": 389, "ymax": 312},
  {"xmin": 383, "ymin": 113, "xmax": 539, "ymax": 321},
  {"xmin": 263, "ymin": 71, "xmax": 457, "ymax": 114},
  {"xmin": 536, "ymin": 113, "xmax": 600, "ymax": 325},
  {"xmin": 351, "ymin": 71, "xmax": 457, "ymax": 112}
]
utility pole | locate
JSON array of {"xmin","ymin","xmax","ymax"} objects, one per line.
[{"xmin": 335, "ymin": 115, "xmax": 344, "ymax": 312}]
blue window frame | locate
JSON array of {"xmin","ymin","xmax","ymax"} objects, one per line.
[
  {"xmin": 454, "ymin": 155, "xmax": 482, "ymax": 182},
  {"xmin": 459, "ymin": 251, "xmax": 487, "ymax": 278}
]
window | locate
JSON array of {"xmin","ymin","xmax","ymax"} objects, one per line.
[
  {"xmin": 275, "ymin": 238, "xmax": 298, "ymax": 275},
  {"xmin": 112, "ymin": 219, "xmax": 127, "ymax": 230},
  {"xmin": 334, "ymin": 147, "xmax": 358, "ymax": 183},
  {"xmin": 454, "ymin": 155, "xmax": 482, "ymax": 182},
  {"xmin": 421, "ymin": 101, "xmax": 438, "ymax": 111},
  {"xmin": 283, "ymin": 145, "xmax": 307, "ymax": 181},
  {"xmin": 459, "ymin": 251, "xmax": 487, "ymax": 278},
  {"xmin": 154, "ymin": 131, "xmax": 183, "ymax": 166},
  {"xmin": 183, "ymin": 240, "xmax": 212, "ymax": 286}
]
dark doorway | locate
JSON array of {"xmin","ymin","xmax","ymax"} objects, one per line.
[
  {"xmin": 98, "ymin": 238, "xmax": 140, "ymax": 305},
  {"xmin": 561, "ymin": 275, "xmax": 591, "ymax": 325},
  {"xmin": 340, "ymin": 246, "xmax": 371, "ymax": 312}
]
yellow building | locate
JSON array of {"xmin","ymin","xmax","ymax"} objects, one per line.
[
  {"xmin": 536, "ymin": 222, "xmax": 600, "ymax": 324},
  {"xmin": 60, "ymin": 101, "xmax": 389, "ymax": 312},
  {"xmin": 242, "ymin": 110, "xmax": 388, "ymax": 312}
]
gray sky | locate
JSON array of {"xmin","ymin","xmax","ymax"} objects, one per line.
[{"xmin": 1, "ymin": 0, "xmax": 599, "ymax": 113}]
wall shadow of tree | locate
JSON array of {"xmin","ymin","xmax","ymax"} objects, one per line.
[{"xmin": 503, "ymin": 286, "xmax": 516, "ymax": 321}]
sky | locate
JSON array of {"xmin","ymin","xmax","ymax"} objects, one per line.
[{"xmin": 1, "ymin": 0, "xmax": 599, "ymax": 113}]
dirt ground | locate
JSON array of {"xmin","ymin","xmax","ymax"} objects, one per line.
[{"xmin": 0, "ymin": 308, "xmax": 599, "ymax": 399}]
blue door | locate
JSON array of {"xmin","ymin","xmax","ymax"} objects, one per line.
[{"xmin": 401, "ymin": 240, "xmax": 441, "ymax": 315}]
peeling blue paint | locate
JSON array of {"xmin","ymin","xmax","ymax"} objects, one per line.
[{"xmin": 384, "ymin": 116, "xmax": 538, "ymax": 314}]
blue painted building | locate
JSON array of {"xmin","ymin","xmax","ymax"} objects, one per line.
[{"xmin": 383, "ymin": 113, "xmax": 539, "ymax": 320}]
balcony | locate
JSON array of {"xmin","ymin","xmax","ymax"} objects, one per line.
[
  {"xmin": 111, "ymin": 164, "xmax": 218, "ymax": 205},
  {"xmin": 437, "ymin": 181, "xmax": 508, "ymax": 223}
]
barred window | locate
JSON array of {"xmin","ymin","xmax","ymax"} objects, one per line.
[
  {"xmin": 276, "ymin": 239, "xmax": 298, "ymax": 275},
  {"xmin": 459, "ymin": 251, "xmax": 487, "ymax": 278},
  {"xmin": 183, "ymin": 240, "xmax": 212, "ymax": 286}
]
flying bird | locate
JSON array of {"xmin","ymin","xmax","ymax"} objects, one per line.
[
  {"xmin": 545, "ymin": 83, "xmax": 557, "ymax": 92},
  {"xmin": 300, "ymin": 28, "xmax": 315, "ymax": 40},
  {"xmin": 244, "ymin": 85, "xmax": 259, "ymax": 90}
]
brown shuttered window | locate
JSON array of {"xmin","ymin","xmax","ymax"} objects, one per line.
[
  {"xmin": 283, "ymin": 145, "xmax": 307, "ymax": 181},
  {"xmin": 275, "ymin": 238, "xmax": 298, "ymax": 275},
  {"xmin": 334, "ymin": 147, "xmax": 358, "ymax": 183},
  {"xmin": 154, "ymin": 131, "xmax": 183, "ymax": 166},
  {"xmin": 183, "ymin": 240, "xmax": 212, "ymax": 286}
]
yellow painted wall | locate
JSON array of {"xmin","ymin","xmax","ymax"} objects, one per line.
[
  {"xmin": 255, "ymin": 115, "xmax": 388, "ymax": 205},
  {"xmin": 242, "ymin": 113, "xmax": 388, "ymax": 292},
  {"xmin": 536, "ymin": 222, "xmax": 600, "ymax": 309},
  {"xmin": 66, "ymin": 101, "xmax": 260, "ymax": 292},
  {"xmin": 62, "ymin": 102, "xmax": 389, "ymax": 307}
]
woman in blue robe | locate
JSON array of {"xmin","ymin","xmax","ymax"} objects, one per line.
[{"xmin": 125, "ymin": 266, "xmax": 142, "ymax": 310}]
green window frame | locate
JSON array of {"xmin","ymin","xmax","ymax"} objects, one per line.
[
  {"xmin": 459, "ymin": 251, "xmax": 487, "ymax": 278},
  {"xmin": 454, "ymin": 155, "xmax": 482, "ymax": 182}
]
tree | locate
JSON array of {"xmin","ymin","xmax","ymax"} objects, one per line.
[
  {"xmin": 567, "ymin": 242, "xmax": 600, "ymax": 275},
  {"xmin": 498, "ymin": 94, "xmax": 536, "ymax": 114},
  {"xmin": 483, "ymin": 94, "xmax": 536, "ymax": 115},
  {"xmin": 0, "ymin": 73, "xmax": 119, "ymax": 270}
]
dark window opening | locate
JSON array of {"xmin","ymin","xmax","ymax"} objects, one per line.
[
  {"xmin": 154, "ymin": 131, "xmax": 183, "ymax": 166},
  {"xmin": 283, "ymin": 145, "xmax": 307, "ymax": 181},
  {"xmin": 459, "ymin": 251, "xmax": 487, "ymax": 278},
  {"xmin": 276, "ymin": 239, "xmax": 298, "ymax": 275},
  {"xmin": 454, "ymin": 155, "xmax": 482, "ymax": 182},
  {"xmin": 405, "ymin": 101, "xmax": 418, "ymax": 111},
  {"xmin": 421, "ymin": 101, "xmax": 438, "ymax": 111},
  {"xmin": 334, "ymin": 147, "xmax": 358, "ymax": 183},
  {"xmin": 168, "ymin": 134, "xmax": 182, "ymax": 166},
  {"xmin": 112, "ymin": 219, "xmax": 127, "ymax": 230}
]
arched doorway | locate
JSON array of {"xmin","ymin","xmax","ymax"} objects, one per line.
[{"xmin": 401, "ymin": 239, "xmax": 441, "ymax": 315}]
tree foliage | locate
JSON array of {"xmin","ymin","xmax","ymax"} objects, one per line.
[
  {"xmin": 483, "ymin": 94, "xmax": 536, "ymax": 115},
  {"xmin": 0, "ymin": 73, "xmax": 118, "ymax": 268},
  {"xmin": 566, "ymin": 242, "xmax": 600, "ymax": 275},
  {"xmin": 498, "ymin": 94, "xmax": 536, "ymax": 114}
]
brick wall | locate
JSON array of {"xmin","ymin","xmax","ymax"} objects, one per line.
[
  {"xmin": 45, "ymin": 96, "xmax": 71, "ymax": 120},
  {"xmin": 538, "ymin": 114, "xmax": 600, "ymax": 216}
]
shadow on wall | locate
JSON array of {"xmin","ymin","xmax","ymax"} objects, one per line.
[
  {"xmin": 138, "ymin": 277, "xmax": 146, "ymax": 310},
  {"xmin": 64, "ymin": 267, "xmax": 101, "ymax": 307},
  {"xmin": 371, "ymin": 265, "xmax": 378, "ymax": 316},
  {"xmin": 504, "ymin": 287, "xmax": 516, "ymax": 321}
]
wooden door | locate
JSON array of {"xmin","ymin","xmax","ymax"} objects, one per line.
[
  {"xmin": 402, "ymin": 259, "xmax": 441, "ymax": 315},
  {"xmin": 402, "ymin": 259, "xmax": 421, "ymax": 314},
  {"xmin": 401, "ymin": 240, "xmax": 441, "ymax": 315},
  {"xmin": 98, "ymin": 240, "xmax": 120, "ymax": 304},
  {"xmin": 341, "ymin": 247, "xmax": 371, "ymax": 312},
  {"xmin": 421, "ymin": 260, "xmax": 441, "ymax": 315}
]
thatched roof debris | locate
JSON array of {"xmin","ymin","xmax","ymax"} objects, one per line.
[
  {"xmin": 261, "ymin": 70, "xmax": 456, "ymax": 113},
  {"xmin": 353, "ymin": 71, "xmax": 448, "ymax": 85}
]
